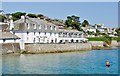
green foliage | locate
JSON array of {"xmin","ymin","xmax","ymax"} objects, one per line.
[
  {"xmin": 103, "ymin": 34, "xmax": 112, "ymax": 45},
  {"xmin": 82, "ymin": 20, "xmax": 89, "ymax": 27},
  {"xmin": 12, "ymin": 12, "xmax": 26, "ymax": 21},
  {"xmin": 65, "ymin": 15, "xmax": 82, "ymax": 31},
  {"xmin": 87, "ymin": 31, "xmax": 95, "ymax": 35},
  {"xmin": 27, "ymin": 14, "xmax": 37, "ymax": 18},
  {"xmin": 87, "ymin": 37, "xmax": 104, "ymax": 41},
  {"xmin": 0, "ymin": 15, "xmax": 7, "ymax": 22},
  {"xmin": 112, "ymin": 37, "xmax": 120, "ymax": 41},
  {"xmin": 95, "ymin": 29, "xmax": 102, "ymax": 36},
  {"xmin": 37, "ymin": 14, "xmax": 44, "ymax": 19},
  {"xmin": 115, "ymin": 28, "xmax": 120, "ymax": 37}
]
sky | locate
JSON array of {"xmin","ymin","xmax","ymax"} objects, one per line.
[{"xmin": 1, "ymin": 2, "xmax": 118, "ymax": 28}]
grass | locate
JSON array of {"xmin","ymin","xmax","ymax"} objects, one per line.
[
  {"xmin": 112, "ymin": 37, "xmax": 120, "ymax": 41},
  {"xmin": 87, "ymin": 37, "xmax": 120, "ymax": 41},
  {"xmin": 87, "ymin": 37, "xmax": 104, "ymax": 41}
]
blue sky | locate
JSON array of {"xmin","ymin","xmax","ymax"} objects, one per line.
[{"xmin": 2, "ymin": 2, "xmax": 118, "ymax": 28}]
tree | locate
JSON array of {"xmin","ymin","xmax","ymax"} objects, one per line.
[
  {"xmin": 103, "ymin": 34, "xmax": 112, "ymax": 46},
  {"xmin": 27, "ymin": 14, "xmax": 37, "ymax": 18},
  {"xmin": 115, "ymin": 28, "xmax": 120, "ymax": 37},
  {"xmin": 82, "ymin": 20, "xmax": 89, "ymax": 27},
  {"xmin": 0, "ymin": 15, "xmax": 7, "ymax": 22},
  {"xmin": 96, "ymin": 29, "xmax": 101, "ymax": 36},
  {"xmin": 12, "ymin": 12, "xmax": 26, "ymax": 21},
  {"xmin": 37, "ymin": 14, "xmax": 44, "ymax": 19},
  {"xmin": 65, "ymin": 15, "xmax": 82, "ymax": 31},
  {"xmin": 87, "ymin": 31, "xmax": 95, "ymax": 35}
]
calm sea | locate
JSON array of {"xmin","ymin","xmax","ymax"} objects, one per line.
[{"xmin": 1, "ymin": 48, "xmax": 119, "ymax": 74}]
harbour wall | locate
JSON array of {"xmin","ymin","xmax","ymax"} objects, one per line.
[
  {"xmin": 1, "ymin": 41, "xmax": 119, "ymax": 54},
  {"xmin": 25, "ymin": 43, "xmax": 92, "ymax": 53},
  {"xmin": 0, "ymin": 43, "xmax": 20, "ymax": 54}
]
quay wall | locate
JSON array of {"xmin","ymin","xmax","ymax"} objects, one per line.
[
  {"xmin": 0, "ymin": 43, "xmax": 20, "ymax": 54},
  {"xmin": 25, "ymin": 43, "xmax": 92, "ymax": 53},
  {"xmin": 1, "ymin": 41, "xmax": 119, "ymax": 54}
]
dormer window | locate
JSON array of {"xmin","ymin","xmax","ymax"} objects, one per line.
[
  {"xmin": 33, "ymin": 24, "xmax": 36, "ymax": 29},
  {"xmin": 54, "ymin": 26, "xmax": 56, "ymax": 30},
  {"xmin": 50, "ymin": 26, "xmax": 52, "ymax": 30},
  {"xmin": 45, "ymin": 25, "xmax": 47, "ymax": 30},
  {"xmin": 27, "ymin": 23, "xmax": 30, "ymax": 29},
  {"xmin": 38, "ymin": 25, "xmax": 41, "ymax": 29}
]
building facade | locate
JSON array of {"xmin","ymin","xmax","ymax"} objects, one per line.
[{"xmin": 10, "ymin": 16, "xmax": 87, "ymax": 49}]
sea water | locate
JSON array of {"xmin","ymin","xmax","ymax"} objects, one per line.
[{"xmin": 1, "ymin": 48, "xmax": 119, "ymax": 74}]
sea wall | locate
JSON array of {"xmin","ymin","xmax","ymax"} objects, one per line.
[
  {"xmin": 25, "ymin": 43, "xmax": 92, "ymax": 53},
  {"xmin": 89, "ymin": 41, "xmax": 119, "ymax": 50},
  {"xmin": 111, "ymin": 40, "xmax": 119, "ymax": 47},
  {"xmin": 1, "ymin": 43, "xmax": 20, "ymax": 54}
]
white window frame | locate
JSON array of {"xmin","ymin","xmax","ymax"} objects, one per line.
[
  {"xmin": 45, "ymin": 25, "xmax": 47, "ymax": 30},
  {"xmin": 38, "ymin": 25, "xmax": 41, "ymax": 29},
  {"xmin": 50, "ymin": 26, "xmax": 52, "ymax": 30},
  {"xmin": 33, "ymin": 23, "xmax": 36, "ymax": 29},
  {"xmin": 54, "ymin": 26, "xmax": 56, "ymax": 30},
  {"xmin": 27, "ymin": 23, "xmax": 30, "ymax": 29}
]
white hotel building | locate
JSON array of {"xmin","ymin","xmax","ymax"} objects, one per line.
[{"xmin": 10, "ymin": 16, "xmax": 87, "ymax": 49}]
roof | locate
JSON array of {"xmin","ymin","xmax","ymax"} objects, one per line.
[
  {"xmin": 58, "ymin": 29, "xmax": 80, "ymax": 33},
  {"xmin": 14, "ymin": 17, "xmax": 56, "ymax": 26},
  {"xmin": 0, "ymin": 31, "xmax": 20, "ymax": 40},
  {"xmin": 51, "ymin": 20, "xmax": 65, "ymax": 26}
]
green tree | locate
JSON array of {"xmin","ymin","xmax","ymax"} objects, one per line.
[
  {"xmin": 115, "ymin": 28, "xmax": 120, "ymax": 37},
  {"xmin": 87, "ymin": 31, "xmax": 95, "ymax": 35},
  {"xmin": 95, "ymin": 29, "xmax": 101, "ymax": 36},
  {"xmin": 65, "ymin": 15, "xmax": 82, "ymax": 31},
  {"xmin": 27, "ymin": 14, "xmax": 37, "ymax": 18},
  {"xmin": 82, "ymin": 20, "xmax": 89, "ymax": 27},
  {"xmin": 37, "ymin": 14, "xmax": 44, "ymax": 19},
  {"xmin": 0, "ymin": 15, "xmax": 7, "ymax": 22},
  {"xmin": 103, "ymin": 34, "xmax": 112, "ymax": 46},
  {"xmin": 12, "ymin": 12, "xmax": 26, "ymax": 21}
]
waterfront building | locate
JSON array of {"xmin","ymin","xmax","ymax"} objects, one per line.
[{"xmin": 9, "ymin": 16, "xmax": 87, "ymax": 49}]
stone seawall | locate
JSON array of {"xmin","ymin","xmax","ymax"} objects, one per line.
[
  {"xmin": 89, "ymin": 41, "xmax": 119, "ymax": 50},
  {"xmin": 0, "ymin": 43, "xmax": 20, "ymax": 54},
  {"xmin": 25, "ymin": 43, "xmax": 92, "ymax": 53}
]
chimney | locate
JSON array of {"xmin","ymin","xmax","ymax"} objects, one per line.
[
  {"xmin": 9, "ymin": 19, "xmax": 14, "ymax": 30},
  {"xmin": 21, "ymin": 15, "xmax": 25, "ymax": 19}
]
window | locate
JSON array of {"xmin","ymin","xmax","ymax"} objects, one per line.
[
  {"xmin": 34, "ymin": 38, "xmax": 35, "ymax": 43},
  {"xmin": 54, "ymin": 33, "xmax": 56, "ymax": 36},
  {"xmin": 39, "ymin": 32, "xmax": 40, "ymax": 35},
  {"xmin": 45, "ymin": 32, "xmax": 46, "ymax": 35},
  {"xmin": 34, "ymin": 32, "xmax": 35, "ymax": 35},
  {"xmin": 13, "ymin": 32, "xmax": 15, "ymax": 34},
  {"xmin": 27, "ymin": 23, "xmax": 30, "ymax": 29},
  {"xmin": 38, "ymin": 25, "xmax": 41, "ymax": 29},
  {"xmin": 54, "ymin": 26, "xmax": 56, "ymax": 30},
  {"xmin": 3, "ymin": 39, "xmax": 6, "ymax": 42},
  {"xmin": 33, "ymin": 24, "xmax": 36, "ymax": 29},
  {"xmin": 27, "ymin": 31, "xmax": 29, "ymax": 35},
  {"xmin": 45, "ymin": 25, "xmax": 47, "ymax": 30},
  {"xmin": 50, "ymin": 32, "xmax": 52, "ymax": 36},
  {"xmin": 50, "ymin": 26, "xmax": 52, "ymax": 30}
]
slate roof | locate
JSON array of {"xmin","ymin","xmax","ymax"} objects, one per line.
[{"xmin": 0, "ymin": 31, "xmax": 20, "ymax": 40}]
